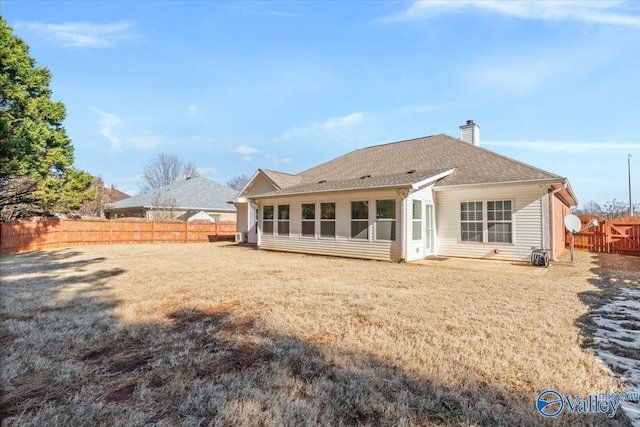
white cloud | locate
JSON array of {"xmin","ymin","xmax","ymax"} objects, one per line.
[
  {"xmin": 266, "ymin": 154, "xmax": 292, "ymax": 165},
  {"xmin": 484, "ymin": 140, "xmax": 640, "ymax": 154},
  {"xmin": 386, "ymin": 1, "xmax": 640, "ymax": 27},
  {"xmin": 14, "ymin": 21, "xmax": 136, "ymax": 48},
  {"xmin": 235, "ymin": 144, "xmax": 260, "ymax": 161},
  {"xmin": 93, "ymin": 108, "xmax": 122, "ymax": 152},
  {"xmin": 93, "ymin": 108, "xmax": 163, "ymax": 152},
  {"xmin": 130, "ymin": 136, "xmax": 162, "ymax": 150},
  {"xmin": 282, "ymin": 112, "xmax": 364, "ymax": 141},
  {"xmin": 196, "ymin": 167, "xmax": 219, "ymax": 176}
]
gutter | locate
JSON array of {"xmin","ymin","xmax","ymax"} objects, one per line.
[{"xmin": 432, "ymin": 177, "xmax": 566, "ymax": 191}]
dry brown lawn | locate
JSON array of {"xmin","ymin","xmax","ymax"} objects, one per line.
[{"xmin": 1, "ymin": 243, "xmax": 638, "ymax": 426}]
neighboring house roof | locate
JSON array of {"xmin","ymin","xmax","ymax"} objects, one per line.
[
  {"xmin": 246, "ymin": 134, "xmax": 577, "ymax": 204},
  {"xmin": 106, "ymin": 176, "xmax": 237, "ymax": 211},
  {"xmin": 107, "ymin": 187, "xmax": 130, "ymax": 203}
]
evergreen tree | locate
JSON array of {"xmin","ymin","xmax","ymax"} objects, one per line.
[{"xmin": 0, "ymin": 17, "xmax": 92, "ymax": 220}]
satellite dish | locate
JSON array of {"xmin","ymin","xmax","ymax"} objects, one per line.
[{"xmin": 564, "ymin": 214, "xmax": 582, "ymax": 234}]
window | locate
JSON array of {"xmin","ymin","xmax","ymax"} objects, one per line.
[
  {"xmin": 277, "ymin": 205, "xmax": 290, "ymax": 235},
  {"xmin": 351, "ymin": 201, "xmax": 369, "ymax": 239},
  {"xmin": 460, "ymin": 201, "xmax": 483, "ymax": 242},
  {"xmin": 375, "ymin": 199, "xmax": 396, "ymax": 241},
  {"xmin": 320, "ymin": 202, "xmax": 336, "ymax": 238},
  {"xmin": 301, "ymin": 203, "xmax": 315, "ymax": 237},
  {"xmin": 211, "ymin": 214, "xmax": 220, "ymax": 223},
  {"xmin": 487, "ymin": 201, "xmax": 512, "ymax": 243},
  {"xmin": 412, "ymin": 200, "xmax": 422, "ymax": 240},
  {"xmin": 263, "ymin": 205, "xmax": 274, "ymax": 234}
]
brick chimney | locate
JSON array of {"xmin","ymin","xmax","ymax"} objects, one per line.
[{"xmin": 460, "ymin": 120, "xmax": 480, "ymax": 146}]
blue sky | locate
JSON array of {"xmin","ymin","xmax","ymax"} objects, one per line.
[{"xmin": 3, "ymin": 1, "xmax": 639, "ymax": 206}]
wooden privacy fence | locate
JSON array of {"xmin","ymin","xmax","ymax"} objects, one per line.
[
  {"xmin": 567, "ymin": 215, "xmax": 640, "ymax": 257},
  {"xmin": 0, "ymin": 217, "xmax": 236, "ymax": 254}
]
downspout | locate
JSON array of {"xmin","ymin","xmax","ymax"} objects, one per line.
[{"xmin": 550, "ymin": 182, "xmax": 567, "ymax": 262}]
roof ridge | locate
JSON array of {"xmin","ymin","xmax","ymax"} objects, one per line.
[
  {"xmin": 441, "ymin": 134, "xmax": 563, "ymax": 179},
  {"xmin": 299, "ymin": 134, "xmax": 444, "ymax": 177}
]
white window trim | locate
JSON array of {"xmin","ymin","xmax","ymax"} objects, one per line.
[
  {"xmin": 319, "ymin": 202, "xmax": 337, "ymax": 240},
  {"xmin": 487, "ymin": 200, "xmax": 514, "ymax": 244},
  {"xmin": 459, "ymin": 200, "xmax": 515, "ymax": 244},
  {"xmin": 350, "ymin": 200, "xmax": 370, "ymax": 241},
  {"xmin": 301, "ymin": 203, "xmax": 316, "ymax": 238},
  {"xmin": 276, "ymin": 204, "xmax": 290, "ymax": 237},
  {"xmin": 262, "ymin": 205, "xmax": 274, "ymax": 236},
  {"xmin": 375, "ymin": 199, "xmax": 397, "ymax": 242},
  {"xmin": 412, "ymin": 199, "xmax": 422, "ymax": 241}
]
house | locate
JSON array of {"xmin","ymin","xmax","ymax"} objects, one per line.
[
  {"xmin": 232, "ymin": 121, "xmax": 577, "ymax": 262},
  {"xmin": 105, "ymin": 176, "xmax": 237, "ymax": 222}
]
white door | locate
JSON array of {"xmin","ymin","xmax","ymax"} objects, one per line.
[
  {"xmin": 424, "ymin": 204, "xmax": 434, "ymax": 255},
  {"xmin": 248, "ymin": 202, "xmax": 258, "ymax": 243}
]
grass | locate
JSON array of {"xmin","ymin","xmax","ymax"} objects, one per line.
[{"xmin": 1, "ymin": 243, "xmax": 638, "ymax": 426}]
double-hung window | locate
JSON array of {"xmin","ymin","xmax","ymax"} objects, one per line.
[
  {"xmin": 412, "ymin": 200, "xmax": 422, "ymax": 240},
  {"xmin": 277, "ymin": 205, "xmax": 290, "ymax": 235},
  {"xmin": 460, "ymin": 201, "xmax": 513, "ymax": 243},
  {"xmin": 351, "ymin": 201, "xmax": 369, "ymax": 239},
  {"xmin": 487, "ymin": 201, "xmax": 512, "ymax": 243},
  {"xmin": 262, "ymin": 205, "xmax": 274, "ymax": 234},
  {"xmin": 460, "ymin": 202, "xmax": 483, "ymax": 242},
  {"xmin": 301, "ymin": 203, "xmax": 315, "ymax": 237},
  {"xmin": 320, "ymin": 202, "xmax": 336, "ymax": 238},
  {"xmin": 375, "ymin": 199, "xmax": 396, "ymax": 241}
]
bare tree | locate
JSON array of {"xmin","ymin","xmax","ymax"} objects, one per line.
[
  {"xmin": 579, "ymin": 199, "xmax": 640, "ymax": 219},
  {"xmin": 76, "ymin": 177, "xmax": 111, "ymax": 217},
  {"xmin": 141, "ymin": 153, "xmax": 199, "ymax": 192},
  {"xmin": 578, "ymin": 200, "xmax": 603, "ymax": 216},
  {"xmin": 226, "ymin": 174, "xmax": 250, "ymax": 191},
  {"xmin": 0, "ymin": 176, "xmax": 38, "ymax": 221},
  {"xmin": 150, "ymin": 192, "xmax": 178, "ymax": 220}
]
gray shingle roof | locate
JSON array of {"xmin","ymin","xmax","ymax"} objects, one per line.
[
  {"xmin": 252, "ymin": 134, "xmax": 570, "ymax": 198},
  {"xmin": 107, "ymin": 176, "xmax": 237, "ymax": 211}
]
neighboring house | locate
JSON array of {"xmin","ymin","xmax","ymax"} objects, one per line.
[
  {"xmin": 108, "ymin": 186, "xmax": 130, "ymax": 204},
  {"xmin": 232, "ymin": 121, "xmax": 577, "ymax": 262},
  {"xmin": 105, "ymin": 176, "xmax": 237, "ymax": 222}
]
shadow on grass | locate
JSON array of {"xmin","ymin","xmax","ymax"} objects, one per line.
[{"xmin": 2, "ymin": 249, "xmax": 628, "ymax": 426}]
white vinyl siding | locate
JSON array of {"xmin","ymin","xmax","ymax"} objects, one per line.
[
  {"xmin": 435, "ymin": 184, "xmax": 543, "ymax": 261},
  {"xmin": 258, "ymin": 189, "xmax": 402, "ymax": 261}
]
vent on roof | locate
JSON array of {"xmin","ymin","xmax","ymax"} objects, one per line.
[
  {"xmin": 407, "ymin": 169, "xmax": 416, "ymax": 174},
  {"xmin": 318, "ymin": 180, "xmax": 327, "ymax": 184},
  {"xmin": 360, "ymin": 175, "xmax": 371, "ymax": 179}
]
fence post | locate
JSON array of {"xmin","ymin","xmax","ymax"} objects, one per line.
[
  {"xmin": 185, "ymin": 221, "xmax": 188, "ymax": 243},
  {"xmin": 151, "ymin": 221, "xmax": 155, "ymax": 244},
  {"xmin": 58, "ymin": 219, "xmax": 64, "ymax": 248}
]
